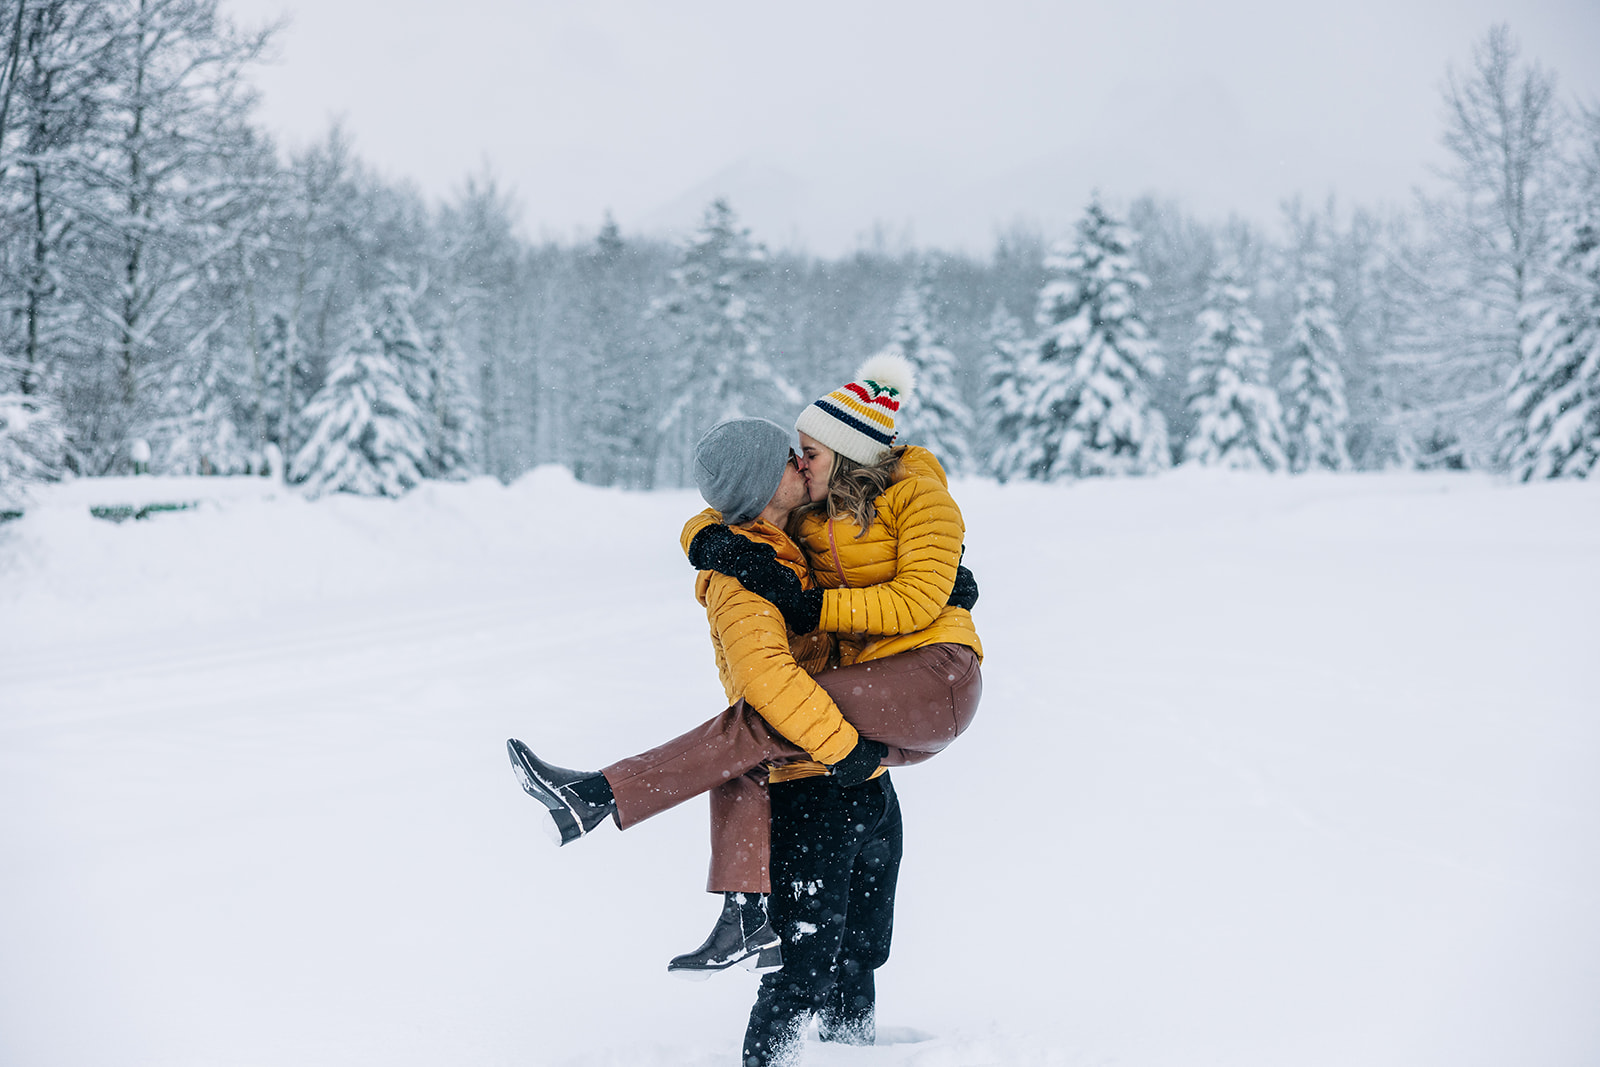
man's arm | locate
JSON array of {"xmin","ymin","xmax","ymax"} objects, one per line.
[
  {"xmin": 687, "ymin": 496, "xmax": 976, "ymax": 634},
  {"xmin": 704, "ymin": 572, "xmax": 860, "ymax": 765},
  {"xmin": 681, "ymin": 507, "xmax": 725, "ymax": 556}
]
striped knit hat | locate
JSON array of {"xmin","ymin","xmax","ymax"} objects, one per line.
[{"xmin": 794, "ymin": 353, "xmax": 917, "ymax": 464}]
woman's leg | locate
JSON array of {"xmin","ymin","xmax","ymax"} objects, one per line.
[
  {"xmin": 521, "ymin": 644, "xmax": 976, "ymax": 885},
  {"xmin": 588, "ymin": 644, "xmax": 980, "ymax": 834},
  {"xmin": 610, "ymin": 644, "xmax": 975, "ymax": 889},
  {"xmin": 599, "ymin": 643, "xmax": 975, "ymax": 819},
  {"xmin": 707, "ymin": 771, "xmax": 773, "ymax": 893},
  {"xmin": 813, "ymin": 643, "xmax": 982, "ymax": 762},
  {"xmin": 601, "ymin": 699, "xmax": 803, "ymax": 831}
]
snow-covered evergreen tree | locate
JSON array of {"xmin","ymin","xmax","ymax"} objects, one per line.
[
  {"xmin": 256, "ymin": 312, "xmax": 312, "ymax": 458},
  {"xmin": 421, "ymin": 317, "xmax": 479, "ymax": 479},
  {"xmin": 875, "ymin": 261, "xmax": 973, "ymax": 472},
  {"xmin": 978, "ymin": 300, "xmax": 1028, "ymax": 478},
  {"xmin": 990, "ymin": 197, "xmax": 1170, "ymax": 480},
  {"xmin": 1279, "ymin": 278, "xmax": 1352, "ymax": 471},
  {"xmin": 1184, "ymin": 273, "xmax": 1288, "ymax": 470},
  {"xmin": 290, "ymin": 311, "xmax": 429, "ymax": 498},
  {"xmin": 369, "ymin": 285, "xmax": 433, "ymax": 419},
  {"xmin": 431, "ymin": 167, "xmax": 525, "ymax": 482},
  {"xmin": 350, "ymin": 282, "xmax": 479, "ymax": 479},
  {"xmin": 1503, "ymin": 209, "xmax": 1600, "ymax": 479},
  {"xmin": 653, "ymin": 198, "xmax": 799, "ymax": 485},
  {"xmin": 153, "ymin": 359, "xmax": 254, "ymax": 475},
  {"xmin": 566, "ymin": 219, "xmax": 663, "ymax": 488}
]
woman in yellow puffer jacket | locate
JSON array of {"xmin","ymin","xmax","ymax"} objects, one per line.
[
  {"xmin": 685, "ymin": 355, "xmax": 982, "ymax": 758},
  {"xmin": 797, "ymin": 440, "xmax": 981, "ymax": 665}
]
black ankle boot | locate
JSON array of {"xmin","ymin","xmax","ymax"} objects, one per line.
[
  {"xmin": 667, "ymin": 892, "xmax": 782, "ymax": 980},
  {"xmin": 506, "ymin": 738, "xmax": 615, "ymax": 845},
  {"xmin": 818, "ymin": 976, "xmax": 876, "ymax": 1045}
]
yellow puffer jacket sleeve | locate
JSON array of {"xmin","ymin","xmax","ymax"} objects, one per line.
[
  {"xmin": 898, "ymin": 445, "xmax": 947, "ymax": 484},
  {"xmin": 700, "ymin": 571, "xmax": 860, "ymax": 764},
  {"xmin": 680, "ymin": 507, "xmax": 724, "ymax": 556},
  {"xmin": 816, "ymin": 475, "xmax": 964, "ymax": 637}
]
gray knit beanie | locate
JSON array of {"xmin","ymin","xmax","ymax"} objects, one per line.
[{"xmin": 693, "ymin": 417, "xmax": 793, "ymax": 525}]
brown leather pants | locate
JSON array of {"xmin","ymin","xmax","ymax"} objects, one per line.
[{"xmin": 601, "ymin": 643, "xmax": 982, "ymax": 894}]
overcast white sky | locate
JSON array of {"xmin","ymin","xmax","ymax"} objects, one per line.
[{"xmin": 220, "ymin": 0, "xmax": 1600, "ymax": 255}]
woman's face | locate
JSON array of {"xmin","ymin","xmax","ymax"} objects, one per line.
[{"xmin": 798, "ymin": 432, "xmax": 834, "ymax": 503}]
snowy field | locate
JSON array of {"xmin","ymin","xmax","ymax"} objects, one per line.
[{"xmin": 2, "ymin": 469, "xmax": 1597, "ymax": 1067}]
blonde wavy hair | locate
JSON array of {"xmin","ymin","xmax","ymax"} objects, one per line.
[{"xmin": 792, "ymin": 446, "xmax": 907, "ymax": 539}]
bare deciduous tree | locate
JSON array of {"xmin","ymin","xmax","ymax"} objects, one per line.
[{"xmin": 1408, "ymin": 24, "xmax": 1567, "ymax": 466}]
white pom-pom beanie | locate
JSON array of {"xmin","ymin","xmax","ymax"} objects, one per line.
[{"xmin": 794, "ymin": 353, "xmax": 917, "ymax": 464}]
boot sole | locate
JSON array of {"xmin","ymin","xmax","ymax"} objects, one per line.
[
  {"xmin": 507, "ymin": 739, "xmax": 583, "ymax": 845},
  {"xmin": 744, "ymin": 944, "xmax": 784, "ymax": 974},
  {"xmin": 667, "ymin": 941, "xmax": 783, "ymax": 981}
]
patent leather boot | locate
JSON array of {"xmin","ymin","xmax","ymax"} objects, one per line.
[
  {"xmin": 506, "ymin": 738, "xmax": 615, "ymax": 845},
  {"xmin": 667, "ymin": 892, "xmax": 782, "ymax": 979}
]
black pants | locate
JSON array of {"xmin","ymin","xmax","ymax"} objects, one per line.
[{"xmin": 741, "ymin": 773, "xmax": 904, "ymax": 1067}]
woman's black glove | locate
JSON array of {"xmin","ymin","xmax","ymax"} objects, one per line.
[
  {"xmin": 687, "ymin": 524, "xmax": 777, "ymax": 582},
  {"xmin": 947, "ymin": 564, "xmax": 979, "ymax": 610},
  {"xmin": 688, "ymin": 523, "xmax": 823, "ymax": 634},
  {"xmin": 828, "ymin": 738, "xmax": 889, "ymax": 787}
]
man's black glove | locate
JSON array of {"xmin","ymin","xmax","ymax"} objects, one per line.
[
  {"xmin": 767, "ymin": 583, "xmax": 823, "ymax": 635},
  {"xmin": 947, "ymin": 564, "xmax": 979, "ymax": 610},
  {"xmin": 688, "ymin": 523, "xmax": 823, "ymax": 634},
  {"xmin": 827, "ymin": 738, "xmax": 888, "ymax": 787}
]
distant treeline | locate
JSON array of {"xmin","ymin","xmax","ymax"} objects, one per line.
[{"xmin": 2, "ymin": 7, "xmax": 1596, "ymax": 497}]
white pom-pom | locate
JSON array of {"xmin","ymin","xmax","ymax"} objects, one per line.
[{"xmin": 854, "ymin": 352, "xmax": 916, "ymax": 398}]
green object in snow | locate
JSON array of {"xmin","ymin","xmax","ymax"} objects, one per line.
[{"xmin": 89, "ymin": 502, "xmax": 198, "ymax": 524}]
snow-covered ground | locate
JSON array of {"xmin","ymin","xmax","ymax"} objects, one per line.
[{"xmin": 2, "ymin": 469, "xmax": 1597, "ymax": 1067}]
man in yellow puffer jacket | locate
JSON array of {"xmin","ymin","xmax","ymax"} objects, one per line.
[{"xmin": 506, "ymin": 419, "xmax": 896, "ymax": 958}]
